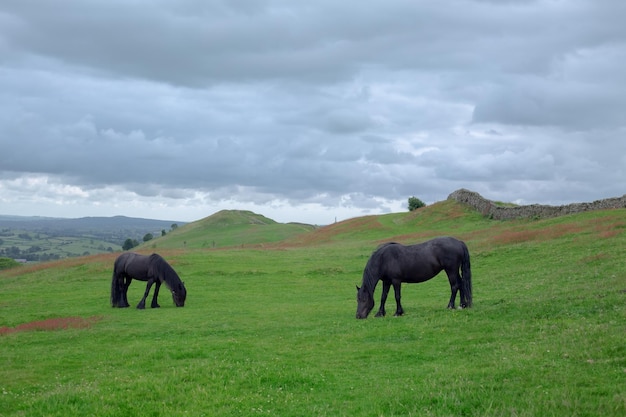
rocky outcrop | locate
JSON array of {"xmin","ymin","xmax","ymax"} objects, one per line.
[{"xmin": 448, "ymin": 189, "xmax": 626, "ymax": 220}]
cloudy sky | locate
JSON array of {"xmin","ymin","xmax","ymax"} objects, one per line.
[{"xmin": 1, "ymin": 0, "xmax": 625, "ymax": 225}]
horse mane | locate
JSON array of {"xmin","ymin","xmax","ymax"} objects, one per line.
[
  {"xmin": 149, "ymin": 254, "xmax": 182, "ymax": 290},
  {"xmin": 361, "ymin": 263, "xmax": 378, "ymax": 293},
  {"xmin": 361, "ymin": 243, "xmax": 397, "ymax": 293},
  {"xmin": 377, "ymin": 242, "xmax": 399, "ymax": 249},
  {"xmin": 361, "ymin": 242, "xmax": 405, "ymax": 293}
]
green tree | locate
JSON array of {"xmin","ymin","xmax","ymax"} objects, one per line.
[
  {"xmin": 143, "ymin": 233, "xmax": 154, "ymax": 242},
  {"xmin": 0, "ymin": 257, "xmax": 21, "ymax": 270},
  {"xmin": 408, "ymin": 196, "xmax": 426, "ymax": 211},
  {"xmin": 122, "ymin": 238, "xmax": 139, "ymax": 251}
]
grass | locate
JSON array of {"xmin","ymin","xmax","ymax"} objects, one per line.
[{"xmin": 1, "ymin": 203, "xmax": 625, "ymax": 416}]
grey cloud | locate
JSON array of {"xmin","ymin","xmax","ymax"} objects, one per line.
[
  {"xmin": 473, "ymin": 62, "xmax": 626, "ymax": 129},
  {"xmin": 1, "ymin": 0, "xmax": 625, "ymax": 223}
]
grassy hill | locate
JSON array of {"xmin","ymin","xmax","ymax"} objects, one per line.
[
  {"xmin": 141, "ymin": 209, "xmax": 317, "ymax": 250},
  {"xmin": 1, "ymin": 200, "xmax": 625, "ymax": 416}
]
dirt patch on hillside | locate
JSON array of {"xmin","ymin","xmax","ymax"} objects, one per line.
[{"xmin": 0, "ymin": 316, "xmax": 102, "ymax": 336}]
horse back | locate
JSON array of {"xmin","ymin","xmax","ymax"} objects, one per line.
[
  {"xmin": 378, "ymin": 237, "xmax": 464, "ymax": 283},
  {"xmin": 114, "ymin": 252, "xmax": 152, "ymax": 280},
  {"xmin": 426, "ymin": 236, "xmax": 466, "ymax": 265}
]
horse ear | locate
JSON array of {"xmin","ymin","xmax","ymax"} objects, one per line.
[{"xmin": 356, "ymin": 285, "xmax": 360, "ymax": 291}]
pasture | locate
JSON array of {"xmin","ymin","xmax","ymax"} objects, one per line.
[{"xmin": 1, "ymin": 202, "xmax": 625, "ymax": 416}]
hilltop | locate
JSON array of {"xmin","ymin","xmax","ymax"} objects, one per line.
[{"xmin": 142, "ymin": 209, "xmax": 317, "ymax": 250}]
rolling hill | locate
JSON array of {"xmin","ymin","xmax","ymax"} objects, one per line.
[{"xmin": 139, "ymin": 209, "xmax": 317, "ymax": 250}]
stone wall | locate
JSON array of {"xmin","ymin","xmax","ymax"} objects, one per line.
[{"xmin": 447, "ymin": 189, "xmax": 626, "ymax": 220}]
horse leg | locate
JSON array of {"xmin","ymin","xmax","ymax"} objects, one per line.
[
  {"xmin": 392, "ymin": 282, "xmax": 404, "ymax": 316},
  {"xmin": 150, "ymin": 281, "xmax": 162, "ymax": 308},
  {"xmin": 122, "ymin": 276, "xmax": 131, "ymax": 307},
  {"xmin": 458, "ymin": 277, "xmax": 468, "ymax": 309},
  {"xmin": 137, "ymin": 279, "xmax": 155, "ymax": 309},
  {"xmin": 375, "ymin": 280, "xmax": 391, "ymax": 317},
  {"xmin": 445, "ymin": 269, "xmax": 460, "ymax": 309}
]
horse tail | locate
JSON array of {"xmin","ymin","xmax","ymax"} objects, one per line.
[
  {"xmin": 110, "ymin": 270, "xmax": 121, "ymax": 307},
  {"xmin": 111, "ymin": 255, "xmax": 125, "ymax": 307},
  {"xmin": 461, "ymin": 242, "xmax": 473, "ymax": 307}
]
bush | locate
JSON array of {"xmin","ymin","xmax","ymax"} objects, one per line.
[
  {"xmin": 122, "ymin": 238, "xmax": 140, "ymax": 251},
  {"xmin": 0, "ymin": 257, "xmax": 21, "ymax": 271},
  {"xmin": 408, "ymin": 196, "xmax": 426, "ymax": 211}
]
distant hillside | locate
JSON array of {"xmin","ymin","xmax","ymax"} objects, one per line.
[
  {"xmin": 0, "ymin": 215, "xmax": 183, "ymax": 233},
  {"xmin": 142, "ymin": 210, "xmax": 316, "ymax": 250},
  {"xmin": 0, "ymin": 215, "xmax": 185, "ymax": 261}
]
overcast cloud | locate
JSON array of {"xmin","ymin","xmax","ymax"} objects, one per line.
[{"xmin": 1, "ymin": 0, "xmax": 625, "ymax": 224}]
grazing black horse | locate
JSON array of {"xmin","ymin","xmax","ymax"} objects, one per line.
[
  {"xmin": 111, "ymin": 252, "xmax": 186, "ymax": 309},
  {"xmin": 356, "ymin": 237, "xmax": 472, "ymax": 319}
]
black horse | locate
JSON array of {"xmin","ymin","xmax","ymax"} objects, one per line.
[
  {"xmin": 356, "ymin": 237, "xmax": 472, "ymax": 319},
  {"xmin": 111, "ymin": 252, "xmax": 187, "ymax": 309}
]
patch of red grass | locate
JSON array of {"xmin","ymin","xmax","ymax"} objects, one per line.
[
  {"xmin": 0, "ymin": 316, "xmax": 101, "ymax": 336},
  {"xmin": 580, "ymin": 253, "xmax": 610, "ymax": 264},
  {"xmin": 591, "ymin": 217, "xmax": 625, "ymax": 239},
  {"xmin": 598, "ymin": 230, "xmax": 621, "ymax": 239},
  {"xmin": 491, "ymin": 223, "xmax": 585, "ymax": 245}
]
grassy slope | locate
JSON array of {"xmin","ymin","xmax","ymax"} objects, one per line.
[
  {"xmin": 142, "ymin": 209, "xmax": 317, "ymax": 250},
  {"xmin": 0, "ymin": 201, "xmax": 625, "ymax": 416}
]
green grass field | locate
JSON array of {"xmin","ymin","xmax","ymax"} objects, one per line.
[{"xmin": 1, "ymin": 201, "xmax": 625, "ymax": 416}]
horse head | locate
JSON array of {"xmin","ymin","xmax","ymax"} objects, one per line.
[
  {"xmin": 356, "ymin": 285, "xmax": 374, "ymax": 319},
  {"xmin": 171, "ymin": 282, "xmax": 187, "ymax": 307}
]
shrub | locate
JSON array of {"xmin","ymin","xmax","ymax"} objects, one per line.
[{"xmin": 408, "ymin": 196, "xmax": 426, "ymax": 211}]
